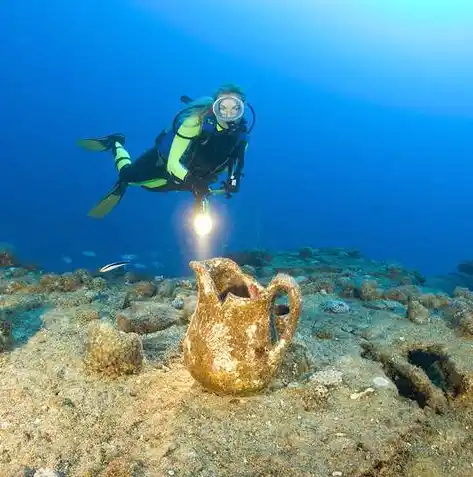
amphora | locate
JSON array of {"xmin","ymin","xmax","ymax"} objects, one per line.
[{"xmin": 182, "ymin": 257, "xmax": 302, "ymax": 395}]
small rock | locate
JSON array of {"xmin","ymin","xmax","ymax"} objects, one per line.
[
  {"xmin": 158, "ymin": 279, "xmax": 177, "ymax": 298},
  {"xmin": 373, "ymin": 376, "xmax": 391, "ymax": 388},
  {"xmin": 350, "ymin": 387, "xmax": 375, "ymax": 400},
  {"xmin": 407, "ymin": 297, "xmax": 430, "ymax": 324},
  {"xmin": 363, "ymin": 299, "xmax": 390, "ymax": 310},
  {"xmin": 34, "ymin": 469, "xmax": 61, "ymax": 477},
  {"xmin": 116, "ymin": 302, "xmax": 179, "ymax": 334},
  {"xmin": 312, "ymin": 384, "xmax": 330, "ymax": 400},
  {"xmin": 171, "ymin": 296, "xmax": 184, "ymax": 310},
  {"xmin": 358, "ymin": 280, "xmax": 379, "ymax": 301},
  {"xmin": 84, "ymin": 322, "xmax": 143, "ymax": 377},
  {"xmin": 132, "ymin": 281, "xmax": 157, "ymax": 298},
  {"xmin": 310, "ymin": 368, "xmax": 343, "ymax": 387},
  {"xmin": 180, "ymin": 296, "xmax": 197, "ymax": 323},
  {"xmin": 322, "ymin": 300, "xmax": 350, "ymax": 314}
]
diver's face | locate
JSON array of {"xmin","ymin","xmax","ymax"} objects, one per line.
[{"xmin": 215, "ymin": 94, "xmax": 244, "ymax": 123}]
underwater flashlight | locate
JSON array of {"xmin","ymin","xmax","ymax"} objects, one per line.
[
  {"xmin": 193, "ymin": 211, "xmax": 213, "ymax": 237},
  {"xmin": 192, "ymin": 197, "xmax": 214, "ymax": 237}
]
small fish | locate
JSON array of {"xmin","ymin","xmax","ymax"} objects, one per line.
[
  {"xmin": 121, "ymin": 254, "xmax": 138, "ymax": 261},
  {"xmin": 82, "ymin": 250, "xmax": 96, "ymax": 257},
  {"xmin": 99, "ymin": 261, "xmax": 130, "ymax": 273},
  {"xmin": 62, "ymin": 256, "xmax": 72, "ymax": 264}
]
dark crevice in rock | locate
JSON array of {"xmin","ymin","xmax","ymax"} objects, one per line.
[
  {"xmin": 360, "ymin": 342, "xmax": 464, "ymax": 413},
  {"xmin": 407, "ymin": 347, "xmax": 464, "ymax": 398},
  {"xmin": 384, "ymin": 361, "xmax": 429, "ymax": 409},
  {"xmin": 408, "ymin": 349, "xmax": 445, "ymax": 389},
  {"xmin": 361, "ymin": 345, "xmax": 430, "ymax": 409}
]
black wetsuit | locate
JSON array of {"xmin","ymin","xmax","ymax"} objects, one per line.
[{"xmin": 118, "ymin": 120, "xmax": 247, "ymax": 193}]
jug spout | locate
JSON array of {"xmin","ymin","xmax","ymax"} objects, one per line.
[
  {"xmin": 183, "ymin": 258, "xmax": 302, "ymax": 395},
  {"xmin": 189, "ymin": 260, "xmax": 220, "ymax": 308}
]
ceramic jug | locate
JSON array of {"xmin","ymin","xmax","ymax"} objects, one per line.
[{"xmin": 182, "ymin": 257, "xmax": 302, "ymax": 395}]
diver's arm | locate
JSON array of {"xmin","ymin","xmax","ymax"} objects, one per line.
[{"xmin": 166, "ymin": 116, "xmax": 201, "ymax": 181}]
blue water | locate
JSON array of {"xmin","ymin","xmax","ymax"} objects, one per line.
[{"xmin": 2, "ymin": 1, "xmax": 473, "ymax": 277}]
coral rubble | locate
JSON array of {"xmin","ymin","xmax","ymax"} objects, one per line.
[{"xmin": 0, "ymin": 247, "xmax": 473, "ymax": 476}]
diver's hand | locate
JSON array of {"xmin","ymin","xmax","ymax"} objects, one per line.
[{"xmin": 184, "ymin": 173, "xmax": 209, "ymax": 196}]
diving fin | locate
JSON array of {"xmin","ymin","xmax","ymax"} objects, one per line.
[
  {"xmin": 77, "ymin": 133, "xmax": 126, "ymax": 152},
  {"xmin": 88, "ymin": 182, "xmax": 127, "ymax": 219}
]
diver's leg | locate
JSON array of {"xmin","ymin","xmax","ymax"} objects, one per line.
[
  {"xmin": 113, "ymin": 141, "xmax": 133, "ymax": 178},
  {"xmin": 86, "ymin": 145, "xmax": 161, "ymax": 219},
  {"xmin": 118, "ymin": 147, "xmax": 167, "ymax": 184}
]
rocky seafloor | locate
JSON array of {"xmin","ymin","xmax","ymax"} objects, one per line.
[{"xmin": 1, "ymin": 246, "xmax": 473, "ymax": 477}]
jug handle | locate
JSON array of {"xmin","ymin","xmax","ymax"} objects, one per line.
[{"xmin": 266, "ymin": 274, "xmax": 301, "ymax": 344}]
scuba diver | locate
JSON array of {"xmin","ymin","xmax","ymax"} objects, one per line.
[{"xmin": 77, "ymin": 83, "xmax": 255, "ymax": 218}]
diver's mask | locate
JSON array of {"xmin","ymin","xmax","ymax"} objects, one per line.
[{"xmin": 212, "ymin": 94, "xmax": 245, "ymax": 128}]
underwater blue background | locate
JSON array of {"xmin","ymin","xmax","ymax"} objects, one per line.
[{"xmin": 2, "ymin": 0, "xmax": 473, "ymax": 276}]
